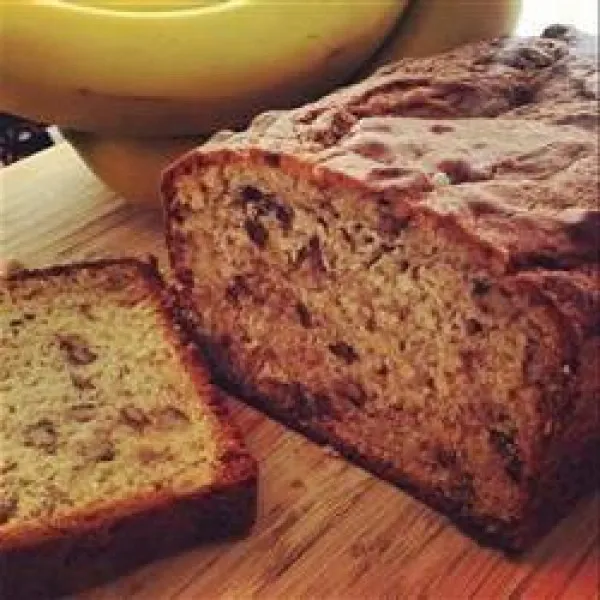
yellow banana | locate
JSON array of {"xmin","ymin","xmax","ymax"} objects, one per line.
[{"xmin": 0, "ymin": 0, "xmax": 407, "ymax": 136}]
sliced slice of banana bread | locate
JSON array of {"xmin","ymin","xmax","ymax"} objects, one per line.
[
  {"xmin": 0, "ymin": 258, "xmax": 257, "ymax": 599},
  {"xmin": 162, "ymin": 29, "xmax": 599, "ymax": 551}
]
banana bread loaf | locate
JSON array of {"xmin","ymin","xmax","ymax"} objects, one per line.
[
  {"xmin": 0, "ymin": 259, "xmax": 257, "ymax": 599},
  {"xmin": 162, "ymin": 27, "xmax": 599, "ymax": 551}
]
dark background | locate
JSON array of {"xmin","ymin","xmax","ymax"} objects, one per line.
[{"xmin": 0, "ymin": 113, "xmax": 54, "ymax": 166}]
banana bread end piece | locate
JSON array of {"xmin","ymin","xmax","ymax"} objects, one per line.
[{"xmin": 0, "ymin": 259, "xmax": 257, "ymax": 599}]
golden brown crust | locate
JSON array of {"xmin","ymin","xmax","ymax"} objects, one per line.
[
  {"xmin": 0, "ymin": 258, "xmax": 257, "ymax": 598},
  {"xmin": 164, "ymin": 28, "xmax": 598, "ymax": 274},
  {"xmin": 1, "ymin": 481, "xmax": 256, "ymax": 599}
]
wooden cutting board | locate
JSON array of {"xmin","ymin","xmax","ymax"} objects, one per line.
[{"xmin": 1, "ymin": 144, "xmax": 598, "ymax": 600}]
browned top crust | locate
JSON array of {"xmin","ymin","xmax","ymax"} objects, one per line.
[{"xmin": 187, "ymin": 27, "xmax": 598, "ymax": 276}]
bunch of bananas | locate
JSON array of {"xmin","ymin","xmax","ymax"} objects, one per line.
[{"xmin": 1, "ymin": 0, "xmax": 520, "ymax": 206}]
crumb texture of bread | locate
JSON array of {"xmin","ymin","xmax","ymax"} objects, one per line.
[
  {"xmin": 163, "ymin": 29, "xmax": 599, "ymax": 551},
  {"xmin": 0, "ymin": 260, "xmax": 256, "ymax": 598}
]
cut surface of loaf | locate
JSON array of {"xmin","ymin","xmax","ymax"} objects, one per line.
[
  {"xmin": 0, "ymin": 259, "xmax": 257, "ymax": 599},
  {"xmin": 163, "ymin": 27, "xmax": 599, "ymax": 551}
]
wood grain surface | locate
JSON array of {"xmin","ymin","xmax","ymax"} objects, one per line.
[{"xmin": 1, "ymin": 144, "xmax": 598, "ymax": 600}]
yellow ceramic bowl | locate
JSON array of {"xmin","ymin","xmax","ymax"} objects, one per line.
[{"xmin": 64, "ymin": 131, "xmax": 204, "ymax": 208}]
